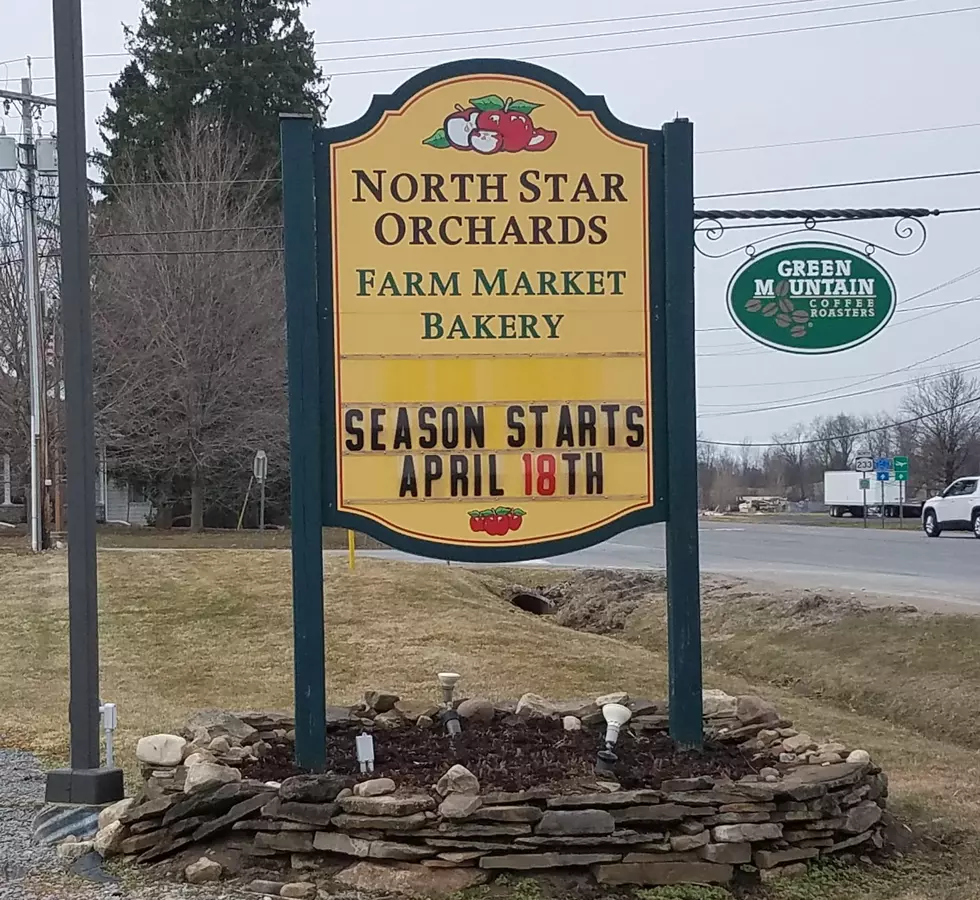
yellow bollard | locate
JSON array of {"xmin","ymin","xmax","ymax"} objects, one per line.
[{"xmin": 348, "ymin": 530, "xmax": 355, "ymax": 570}]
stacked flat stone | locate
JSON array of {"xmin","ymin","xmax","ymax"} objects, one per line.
[{"xmin": 98, "ymin": 697, "xmax": 889, "ymax": 893}]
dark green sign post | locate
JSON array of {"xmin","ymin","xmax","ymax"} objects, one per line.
[{"xmin": 280, "ymin": 59, "xmax": 703, "ymax": 769}]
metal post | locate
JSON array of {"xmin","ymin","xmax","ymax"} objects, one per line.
[
  {"xmin": 45, "ymin": 0, "xmax": 123, "ymax": 805},
  {"xmin": 21, "ymin": 78, "xmax": 44, "ymax": 553},
  {"xmin": 281, "ymin": 114, "xmax": 326, "ymax": 771},
  {"xmin": 880, "ymin": 480, "xmax": 886, "ymax": 529},
  {"xmin": 663, "ymin": 118, "xmax": 703, "ymax": 749},
  {"xmin": 863, "ymin": 487, "xmax": 867, "ymax": 527},
  {"xmin": 899, "ymin": 481, "xmax": 904, "ymax": 529},
  {"xmin": 1, "ymin": 454, "xmax": 10, "ymax": 505},
  {"xmin": 259, "ymin": 477, "xmax": 266, "ymax": 532}
]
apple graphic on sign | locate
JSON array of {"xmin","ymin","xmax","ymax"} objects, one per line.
[
  {"xmin": 526, "ymin": 127, "xmax": 557, "ymax": 152},
  {"xmin": 476, "ymin": 107, "xmax": 533, "ymax": 152},
  {"xmin": 470, "ymin": 129, "xmax": 504, "ymax": 154},
  {"xmin": 444, "ymin": 105, "xmax": 480, "ymax": 150},
  {"xmin": 423, "ymin": 94, "xmax": 558, "ymax": 154}
]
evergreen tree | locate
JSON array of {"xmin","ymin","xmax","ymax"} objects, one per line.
[{"xmin": 97, "ymin": 0, "xmax": 325, "ymax": 188}]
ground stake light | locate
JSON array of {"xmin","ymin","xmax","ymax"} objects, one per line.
[
  {"xmin": 437, "ymin": 672, "xmax": 460, "ymax": 708},
  {"xmin": 595, "ymin": 703, "xmax": 632, "ymax": 777},
  {"xmin": 356, "ymin": 733, "xmax": 375, "ymax": 774}
]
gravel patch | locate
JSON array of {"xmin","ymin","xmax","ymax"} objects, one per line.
[
  {"xmin": 0, "ymin": 749, "xmax": 56, "ymax": 890},
  {"xmin": 0, "ymin": 750, "xmax": 254, "ymax": 900}
]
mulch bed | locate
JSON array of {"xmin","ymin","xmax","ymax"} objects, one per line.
[{"xmin": 240, "ymin": 718, "xmax": 760, "ymax": 792}]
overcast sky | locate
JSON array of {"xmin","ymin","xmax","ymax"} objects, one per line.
[{"xmin": 2, "ymin": 0, "xmax": 978, "ymax": 446}]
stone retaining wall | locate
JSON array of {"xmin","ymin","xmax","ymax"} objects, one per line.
[{"xmin": 85, "ymin": 694, "xmax": 890, "ymax": 896}]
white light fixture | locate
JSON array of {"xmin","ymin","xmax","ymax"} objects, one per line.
[
  {"xmin": 99, "ymin": 702, "xmax": 118, "ymax": 769},
  {"xmin": 356, "ymin": 733, "xmax": 375, "ymax": 774},
  {"xmin": 437, "ymin": 672, "xmax": 461, "ymax": 707},
  {"xmin": 602, "ymin": 703, "xmax": 632, "ymax": 746}
]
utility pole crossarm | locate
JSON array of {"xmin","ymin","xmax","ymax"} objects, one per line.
[{"xmin": 0, "ymin": 87, "xmax": 57, "ymax": 108}]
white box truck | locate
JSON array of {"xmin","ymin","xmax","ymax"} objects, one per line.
[{"xmin": 823, "ymin": 471, "xmax": 921, "ymax": 518}]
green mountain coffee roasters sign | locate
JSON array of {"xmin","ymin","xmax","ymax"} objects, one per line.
[{"xmin": 727, "ymin": 243, "xmax": 896, "ymax": 354}]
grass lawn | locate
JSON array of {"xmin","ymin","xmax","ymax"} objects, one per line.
[
  {"xmin": 715, "ymin": 512, "xmax": 923, "ymax": 531},
  {"xmin": 0, "ymin": 525, "xmax": 385, "ymax": 551},
  {"xmin": 1, "ymin": 549, "xmax": 979, "ymax": 898}
]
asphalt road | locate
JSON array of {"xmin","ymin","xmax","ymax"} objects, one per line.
[{"xmin": 354, "ymin": 520, "xmax": 979, "ymax": 609}]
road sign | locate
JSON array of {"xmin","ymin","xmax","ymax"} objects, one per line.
[
  {"xmin": 875, "ymin": 458, "xmax": 891, "ymax": 473},
  {"xmin": 855, "ymin": 456, "xmax": 874, "ymax": 472},
  {"xmin": 876, "ymin": 470, "xmax": 890, "ymax": 481},
  {"xmin": 253, "ymin": 450, "xmax": 268, "ymax": 483},
  {"xmin": 893, "ymin": 455, "xmax": 909, "ymax": 473},
  {"xmin": 726, "ymin": 244, "xmax": 897, "ymax": 354},
  {"xmin": 895, "ymin": 471, "xmax": 908, "ymax": 482},
  {"xmin": 859, "ymin": 478, "xmax": 871, "ymax": 490}
]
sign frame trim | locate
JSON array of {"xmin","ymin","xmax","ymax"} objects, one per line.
[{"xmin": 310, "ymin": 57, "xmax": 669, "ymax": 562}]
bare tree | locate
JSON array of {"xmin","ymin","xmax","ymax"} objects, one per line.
[
  {"xmin": 902, "ymin": 369, "xmax": 980, "ymax": 489},
  {"xmin": 772, "ymin": 423, "xmax": 814, "ymax": 501},
  {"xmin": 92, "ymin": 116, "xmax": 286, "ymax": 530},
  {"xmin": 812, "ymin": 413, "xmax": 862, "ymax": 470}
]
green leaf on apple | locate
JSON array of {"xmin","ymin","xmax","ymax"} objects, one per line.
[
  {"xmin": 422, "ymin": 128, "xmax": 450, "ymax": 148},
  {"xmin": 470, "ymin": 94, "xmax": 506, "ymax": 111},
  {"xmin": 467, "ymin": 510, "xmax": 481, "ymax": 517},
  {"xmin": 508, "ymin": 99, "xmax": 542, "ymax": 114},
  {"xmin": 494, "ymin": 507, "xmax": 511, "ymax": 516},
  {"xmin": 480, "ymin": 509, "xmax": 494, "ymax": 517},
  {"xmin": 512, "ymin": 508, "xmax": 527, "ymax": 517}
]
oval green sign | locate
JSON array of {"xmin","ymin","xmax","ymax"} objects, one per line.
[{"xmin": 726, "ymin": 242, "xmax": 896, "ymax": 354}]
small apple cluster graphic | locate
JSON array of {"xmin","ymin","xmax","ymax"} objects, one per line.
[
  {"xmin": 424, "ymin": 95, "xmax": 557, "ymax": 154},
  {"xmin": 468, "ymin": 507, "xmax": 527, "ymax": 536}
]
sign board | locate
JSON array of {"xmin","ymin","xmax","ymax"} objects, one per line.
[
  {"xmin": 859, "ymin": 478, "xmax": 871, "ymax": 490},
  {"xmin": 894, "ymin": 471, "xmax": 908, "ymax": 483},
  {"xmin": 726, "ymin": 243, "xmax": 896, "ymax": 354},
  {"xmin": 301, "ymin": 62, "xmax": 673, "ymax": 562},
  {"xmin": 281, "ymin": 59, "xmax": 702, "ymax": 767},
  {"xmin": 855, "ymin": 456, "xmax": 874, "ymax": 472},
  {"xmin": 253, "ymin": 450, "xmax": 268, "ymax": 483},
  {"xmin": 876, "ymin": 470, "xmax": 890, "ymax": 482},
  {"xmin": 893, "ymin": 456, "xmax": 909, "ymax": 473},
  {"xmin": 875, "ymin": 458, "xmax": 891, "ymax": 473}
]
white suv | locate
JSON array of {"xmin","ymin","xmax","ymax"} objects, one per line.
[{"xmin": 922, "ymin": 476, "xmax": 980, "ymax": 538}]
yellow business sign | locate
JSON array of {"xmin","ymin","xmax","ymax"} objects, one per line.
[{"xmin": 294, "ymin": 61, "xmax": 671, "ymax": 561}]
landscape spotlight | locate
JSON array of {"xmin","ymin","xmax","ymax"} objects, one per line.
[
  {"xmin": 437, "ymin": 672, "xmax": 461, "ymax": 707},
  {"xmin": 595, "ymin": 704, "xmax": 632, "ymax": 778},
  {"xmin": 602, "ymin": 703, "xmax": 633, "ymax": 747},
  {"xmin": 356, "ymin": 732, "xmax": 375, "ymax": 774},
  {"xmin": 442, "ymin": 708, "xmax": 462, "ymax": 738}
]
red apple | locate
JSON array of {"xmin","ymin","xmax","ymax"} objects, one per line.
[
  {"xmin": 476, "ymin": 108, "xmax": 533, "ymax": 152},
  {"xmin": 444, "ymin": 105, "xmax": 480, "ymax": 150},
  {"xmin": 470, "ymin": 129, "xmax": 503, "ymax": 154},
  {"xmin": 526, "ymin": 128, "xmax": 557, "ymax": 152}
]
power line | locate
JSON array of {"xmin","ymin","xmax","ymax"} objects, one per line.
[
  {"xmin": 697, "ymin": 121, "xmax": 980, "ymax": 155},
  {"xmin": 701, "ymin": 353, "xmax": 980, "ymax": 417},
  {"xmin": 322, "ymin": 0, "xmax": 920, "ymax": 66},
  {"xmin": 703, "ymin": 326, "xmax": 980, "ymax": 411},
  {"xmin": 698, "ymin": 356, "xmax": 971, "ymax": 390},
  {"xmin": 700, "ymin": 392, "xmax": 980, "ymax": 447},
  {"xmin": 68, "ymin": 4, "xmax": 980, "ymax": 93},
  {"xmin": 697, "ymin": 168, "xmax": 980, "ymax": 200},
  {"xmin": 32, "ymin": 0, "xmax": 920, "ymax": 86},
  {"xmin": 7, "ymin": 0, "xmax": 867, "ymax": 62}
]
